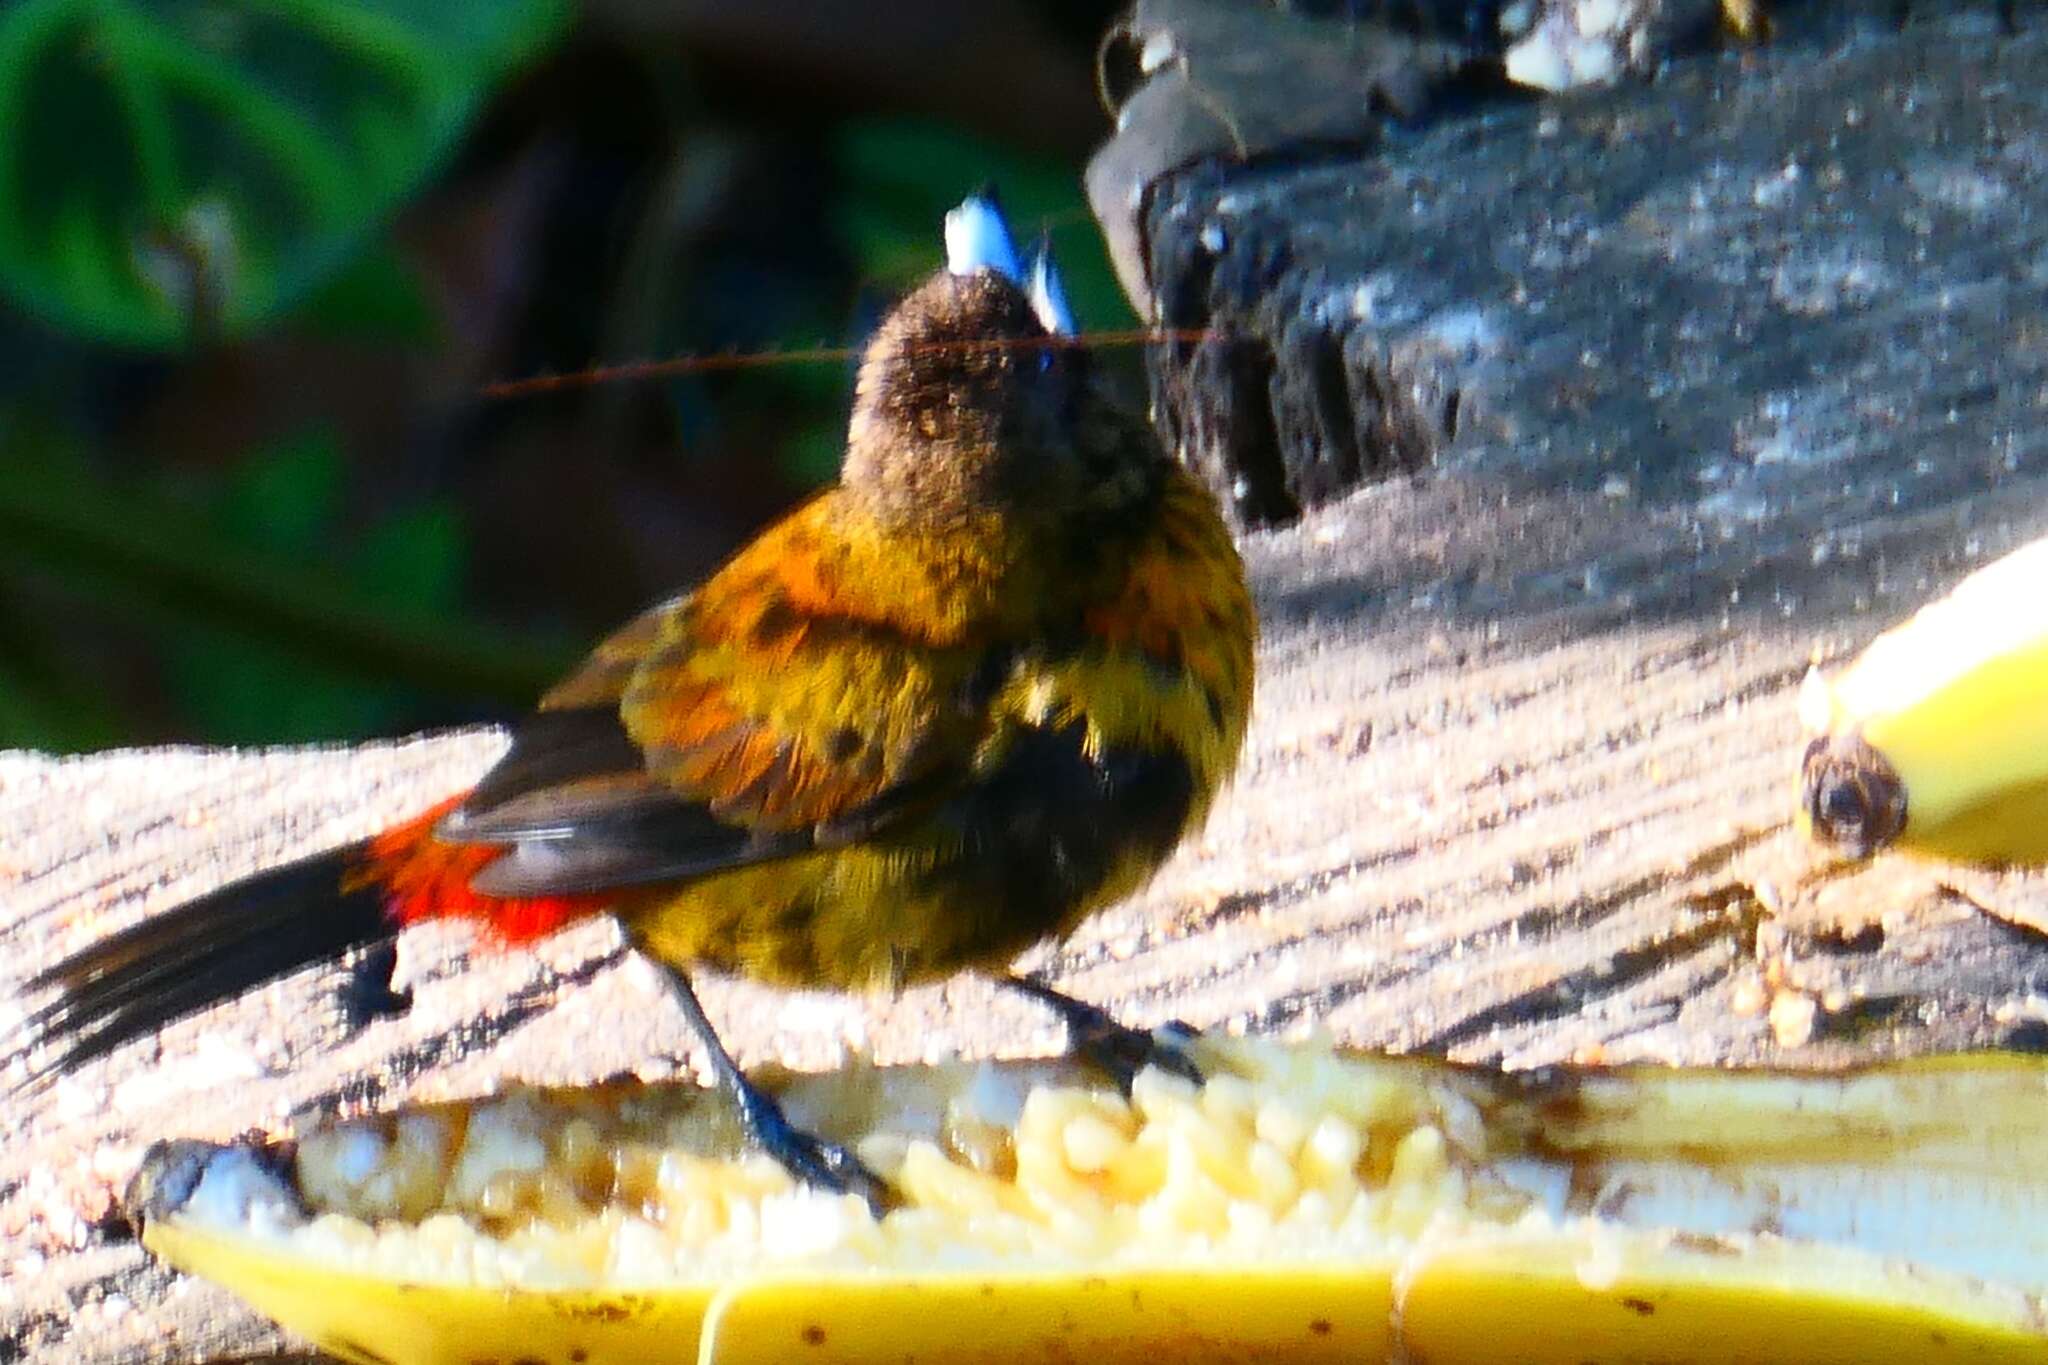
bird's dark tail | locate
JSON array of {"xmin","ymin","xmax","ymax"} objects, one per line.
[{"xmin": 9, "ymin": 845, "xmax": 391, "ymax": 1087}]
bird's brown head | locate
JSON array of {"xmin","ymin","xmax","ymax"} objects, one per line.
[{"xmin": 841, "ymin": 204, "xmax": 1157, "ymax": 536}]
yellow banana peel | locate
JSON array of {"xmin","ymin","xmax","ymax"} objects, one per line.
[
  {"xmin": 1801, "ymin": 530, "xmax": 2048, "ymax": 865},
  {"xmin": 1720, "ymin": 0, "xmax": 1772, "ymax": 42},
  {"xmin": 129, "ymin": 1038, "xmax": 2048, "ymax": 1364}
]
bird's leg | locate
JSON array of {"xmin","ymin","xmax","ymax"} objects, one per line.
[
  {"xmin": 657, "ymin": 963, "xmax": 897, "ymax": 1218},
  {"xmin": 1005, "ymin": 976, "xmax": 1204, "ymax": 1091}
]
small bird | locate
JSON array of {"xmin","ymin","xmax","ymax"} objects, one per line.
[{"xmin": 11, "ymin": 194, "xmax": 1256, "ymax": 1213}]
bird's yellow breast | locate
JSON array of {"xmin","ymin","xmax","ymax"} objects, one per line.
[{"xmin": 628, "ymin": 466, "xmax": 1255, "ymax": 994}]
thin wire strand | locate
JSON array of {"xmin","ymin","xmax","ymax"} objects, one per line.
[{"xmin": 479, "ymin": 328, "xmax": 1218, "ymax": 401}]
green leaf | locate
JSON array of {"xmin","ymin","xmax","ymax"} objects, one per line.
[
  {"xmin": 0, "ymin": 0, "xmax": 571, "ymax": 347},
  {"xmin": 355, "ymin": 502, "xmax": 463, "ymax": 614},
  {"xmin": 161, "ymin": 437, "xmax": 477, "ymax": 741},
  {"xmin": 217, "ymin": 427, "xmax": 346, "ymax": 552},
  {"xmin": 0, "ymin": 436, "xmax": 574, "ymax": 712},
  {"xmin": 292, "ymin": 239, "xmax": 437, "ymax": 341}
]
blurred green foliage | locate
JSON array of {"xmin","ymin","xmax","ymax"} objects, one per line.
[
  {"xmin": 295, "ymin": 242, "xmax": 438, "ymax": 342},
  {"xmin": 159, "ymin": 429, "xmax": 529, "ymax": 743},
  {"xmin": 0, "ymin": 0, "xmax": 569, "ymax": 344},
  {"xmin": 0, "ymin": 419, "xmax": 577, "ymax": 738},
  {"xmin": 0, "ymin": 1, "xmax": 1125, "ymax": 755}
]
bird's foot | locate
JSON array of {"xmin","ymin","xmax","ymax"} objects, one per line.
[
  {"xmin": 730, "ymin": 1079, "xmax": 898, "ymax": 1219},
  {"xmin": 651, "ymin": 960, "xmax": 898, "ymax": 1218},
  {"xmin": 1008, "ymin": 977, "xmax": 1204, "ymax": 1092}
]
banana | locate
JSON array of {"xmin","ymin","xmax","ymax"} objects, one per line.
[
  {"xmin": 1800, "ymin": 530, "xmax": 2048, "ymax": 865},
  {"xmin": 127, "ymin": 1039, "xmax": 2048, "ymax": 1364},
  {"xmin": 1720, "ymin": 0, "xmax": 1772, "ymax": 42}
]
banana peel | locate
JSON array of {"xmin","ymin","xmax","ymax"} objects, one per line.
[
  {"xmin": 1801, "ymin": 530, "xmax": 2048, "ymax": 866},
  {"xmin": 127, "ymin": 1038, "xmax": 2048, "ymax": 1364}
]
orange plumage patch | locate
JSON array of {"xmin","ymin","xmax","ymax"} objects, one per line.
[
  {"xmin": 347, "ymin": 794, "xmax": 612, "ymax": 944},
  {"xmin": 1082, "ymin": 472, "xmax": 1255, "ymax": 698}
]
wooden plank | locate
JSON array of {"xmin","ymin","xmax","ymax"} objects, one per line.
[{"xmin": 10, "ymin": 478, "xmax": 2048, "ymax": 1361}]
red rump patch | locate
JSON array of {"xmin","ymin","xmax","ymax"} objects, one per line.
[{"xmin": 347, "ymin": 794, "xmax": 613, "ymax": 944}]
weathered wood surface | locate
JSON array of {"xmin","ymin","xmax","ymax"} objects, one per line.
[
  {"xmin": 10, "ymin": 5, "xmax": 2048, "ymax": 1362},
  {"xmin": 1135, "ymin": 2, "xmax": 2042, "ymax": 527}
]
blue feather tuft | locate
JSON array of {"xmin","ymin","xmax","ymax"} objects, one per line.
[
  {"xmin": 1023, "ymin": 232, "xmax": 1076, "ymax": 338},
  {"xmin": 944, "ymin": 191, "xmax": 1025, "ymax": 285}
]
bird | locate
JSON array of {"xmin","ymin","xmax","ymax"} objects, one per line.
[{"xmin": 9, "ymin": 193, "xmax": 1257, "ymax": 1215}]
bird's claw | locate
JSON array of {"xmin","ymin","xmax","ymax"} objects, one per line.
[
  {"xmin": 1009, "ymin": 978, "xmax": 1206, "ymax": 1093},
  {"xmin": 1073, "ymin": 1014, "xmax": 1205, "ymax": 1092},
  {"xmin": 732, "ymin": 1085, "xmax": 898, "ymax": 1219}
]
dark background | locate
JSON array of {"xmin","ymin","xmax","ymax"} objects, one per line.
[{"xmin": 0, "ymin": 0, "xmax": 1134, "ymax": 752}]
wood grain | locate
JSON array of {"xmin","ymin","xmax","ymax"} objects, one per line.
[{"xmin": 10, "ymin": 471, "xmax": 2048, "ymax": 1361}]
